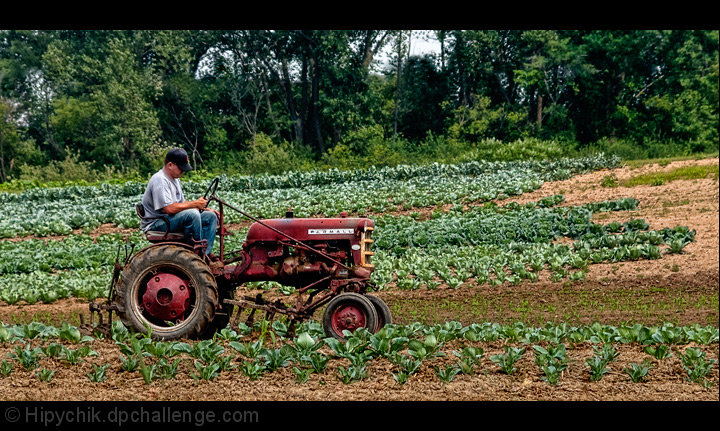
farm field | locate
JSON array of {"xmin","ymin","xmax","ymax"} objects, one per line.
[{"xmin": 0, "ymin": 155, "xmax": 718, "ymax": 402}]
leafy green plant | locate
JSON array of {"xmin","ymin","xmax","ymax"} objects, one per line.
[
  {"xmin": 533, "ymin": 344, "xmax": 568, "ymax": 367},
  {"xmin": 0, "ymin": 359, "xmax": 13, "ymax": 377},
  {"xmin": 644, "ymin": 344, "xmax": 673, "ymax": 360},
  {"xmin": 306, "ymin": 352, "xmax": 330, "ymax": 373},
  {"xmin": 408, "ymin": 334, "xmax": 444, "ymax": 361},
  {"xmin": 291, "ymin": 332, "xmax": 324, "ymax": 358},
  {"xmin": 41, "ymin": 342, "xmax": 65, "ymax": 359},
  {"xmin": 586, "ymin": 356, "xmax": 610, "ymax": 382},
  {"xmin": 229, "ymin": 339, "xmax": 267, "ymax": 360},
  {"xmin": 435, "ymin": 364, "xmax": 461, "ymax": 383},
  {"xmin": 261, "ymin": 347, "xmax": 293, "ymax": 372},
  {"xmin": 453, "ymin": 346, "xmax": 484, "ymax": 375},
  {"xmin": 367, "ymin": 328, "xmax": 408, "ymax": 358},
  {"xmin": 600, "ymin": 174, "xmax": 618, "ymax": 188},
  {"xmin": 292, "ymin": 367, "xmax": 311, "ymax": 383},
  {"xmin": 593, "ymin": 343, "xmax": 620, "ymax": 364},
  {"xmin": 156, "ymin": 358, "xmax": 182, "ymax": 380},
  {"xmin": 624, "ymin": 360, "xmax": 653, "ymax": 383},
  {"xmin": 36, "ymin": 367, "xmax": 56, "ymax": 382},
  {"xmin": 239, "ymin": 360, "xmax": 266, "ymax": 381},
  {"xmin": 336, "ymin": 364, "xmax": 367, "ymax": 384},
  {"xmin": 59, "ymin": 322, "xmax": 94, "ymax": 344},
  {"xmin": 679, "ymin": 347, "xmax": 717, "ymax": 386},
  {"xmin": 60, "ymin": 345, "xmax": 97, "ymax": 365},
  {"xmin": 120, "ymin": 355, "xmax": 139, "ymax": 372},
  {"xmin": 188, "ymin": 340, "xmax": 225, "ymax": 363},
  {"xmin": 541, "ymin": 363, "xmax": 566, "ymax": 385},
  {"xmin": 490, "ymin": 346, "xmax": 525, "ymax": 375},
  {"xmin": 86, "ymin": 364, "xmax": 110, "ymax": 383},
  {"xmin": 0, "ymin": 325, "xmax": 14, "ymax": 344},
  {"xmin": 139, "ymin": 359, "xmax": 158, "ymax": 384},
  {"xmin": 191, "ymin": 361, "xmax": 220, "ymax": 381},
  {"xmin": 9, "ymin": 345, "xmax": 43, "ymax": 370}
]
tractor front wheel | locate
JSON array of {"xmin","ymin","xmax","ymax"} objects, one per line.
[
  {"xmin": 322, "ymin": 293, "xmax": 379, "ymax": 341},
  {"xmin": 115, "ymin": 245, "xmax": 218, "ymax": 340}
]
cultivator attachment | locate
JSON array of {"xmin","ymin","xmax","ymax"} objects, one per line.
[{"xmin": 79, "ymin": 243, "xmax": 135, "ymax": 337}]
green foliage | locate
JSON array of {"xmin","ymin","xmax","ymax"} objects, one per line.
[
  {"xmin": 3, "ymin": 29, "xmax": 717, "ymax": 184},
  {"xmin": 586, "ymin": 356, "xmax": 611, "ymax": 382},
  {"xmin": 490, "ymin": 346, "xmax": 526, "ymax": 374},
  {"xmin": 624, "ymin": 360, "xmax": 653, "ymax": 383},
  {"xmin": 36, "ymin": 367, "xmax": 56, "ymax": 382},
  {"xmin": 679, "ymin": 347, "xmax": 717, "ymax": 386},
  {"xmin": 86, "ymin": 363, "xmax": 110, "ymax": 383}
]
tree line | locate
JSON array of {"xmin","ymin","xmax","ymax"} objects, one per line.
[{"xmin": 0, "ymin": 30, "xmax": 717, "ymax": 182}]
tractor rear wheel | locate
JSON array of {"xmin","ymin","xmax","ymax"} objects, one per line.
[
  {"xmin": 115, "ymin": 245, "xmax": 218, "ymax": 340},
  {"xmin": 322, "ymin": 293, "xmax": 378, "ymax": 341}
]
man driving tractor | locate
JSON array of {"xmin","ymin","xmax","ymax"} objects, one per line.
[{"xmin": 140, "ymin": 148, "xmax": 219, "ymax": 256}]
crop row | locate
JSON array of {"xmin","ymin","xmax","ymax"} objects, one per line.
[
  {"xmin": 0, "ymin": 194, "xmax": 695, "ymax": 302},
  {"xmin": 0, "ymin": 154, "xmax": 621, "ymax": 238},
  {"xmin": 0, "ymin": 154, "xmax": 621, "ymax": 204},
  {"xmin": 1, "ymin": 320, "xmax": 716, "ymax": 386}
]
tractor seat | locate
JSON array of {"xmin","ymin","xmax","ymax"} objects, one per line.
[
  {"xmin": 144, "ymin": 231, "xmax": 187, "ymax": 242},
  {"xmin": 136, "ymin": 203, "xmax": 189, "ymax": 243}
]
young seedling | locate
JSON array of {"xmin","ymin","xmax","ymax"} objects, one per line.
[
  {"xmin": 138, "ymin": 361, "xmax": 157, "ymax": 384},
  {"xmin": 679, "ymin": 347, "xmax": 717, "ymax": 386},
  {"xmin": 490, "ymin": 346, "xmax": 525, "ymax": 375},
  {"xmin": 435, "ymin": 364, "xmax": 460, "ymax": 383},
  {"xmin": 10, "ymin": 345, "xmax": 43, "ymax": 371},
  {"xmin": 156, "ymin": 358, "xmax": 182, "ymax": 380},
  {"xmin": 644, "ymin": 344, "xmax": 673, "ymax": 360},
  {"xmin": 624, "ymin": 360, "xmax": 653, "ymax": 383},
  {"xmin": 36, "ymin": 367, "xmax": 56, "ymax": 382},
  {"xmin": 292, "ymin": 367, "xmax": 311, "ymax": 384},
  {"xmin": 86, "ymin": 364, "xmax": 110, "ymax": 383},
  {"xmin": 541, "ymin": 363, "xmax": 565, "ymax": 385},
  {"xmin": 239, "ymin": 360, "xmax": 266, "ymax": 381},
  {"xmin": 336, "ymin": 364, "xmax": 367, "ymax": 384},
  {"xmin": 0, "ymin": 359, "xmax": 13, "ymax": 377},
  {"xmin": 261, "ymin": 348, "xmax": 292, "ymax": 372},
  {"xmin": 453, "ymin": 346, "xmax": 484, "ymax": 375},
  {"xmin": 593, "ymin": 343, "xmax": 620, "ymax": 364},
  {"xmin": 190, "ymin": 361, "xmax": 219, "ymax": 381},
  {"xmin": 120, "ymin": 355, "xmax": 139, "ymax": 372},
  {"xmin": 586, "ymin": 356, "xmax": 610, "ymax": 382}
]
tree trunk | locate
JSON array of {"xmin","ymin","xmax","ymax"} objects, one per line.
[
  {"xmin": 279, "ymin": 59, "xmax": 302, "ymax": 143},
  {"xmin": 537, "ymin": 92, "xmax": 543, "ymax": 130},
  {"xmin": 393, "ymin": 32, "xmax": 404, "ymax": 136},
  {"xmin": 309, "ymin": 56, "xmax": 325, "ymax": 153}
]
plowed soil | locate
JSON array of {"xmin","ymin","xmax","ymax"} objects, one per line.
[{"xmin": 0, "ymin": 157, "xmax": 718, "ymax": 403}]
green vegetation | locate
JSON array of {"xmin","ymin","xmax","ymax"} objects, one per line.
[
  {"xmin": 1, "ymin": 30, "xmax": 717, "ymax": 184},
  {"xmin": 620, "ymin": 164, "xmax": 719, "ymax": 187},
  {"xmin": 1, "ymin": 320, "xmax": 717, "ymax": 386},
  {"xmin": 0, "ymin": 154, "xmax": 701, "ymax": 308}
]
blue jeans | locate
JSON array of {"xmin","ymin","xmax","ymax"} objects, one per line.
[{"xmin": 150, "ymin": 209, "xmax": 217, "ymax": 255}]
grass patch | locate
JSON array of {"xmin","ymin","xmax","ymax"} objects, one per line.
[
  {"xmin": 621, "ymin": 164, "xmax": 719, "ymax": 187},
  {"xmin": 622, "ymin": 152, "xmax": 719, "ymax": 169}
]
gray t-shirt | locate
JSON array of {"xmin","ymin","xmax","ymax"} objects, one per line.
[{"xmin": 140, "ymin": 169, "xmax": 185, "ymax": 231}]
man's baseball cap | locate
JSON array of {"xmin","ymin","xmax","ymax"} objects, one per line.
[{"xmin": 165, "ymin": 148, "xmax": 193, "ymax": 171}]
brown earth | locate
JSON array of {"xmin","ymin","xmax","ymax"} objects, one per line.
[{"xmin": 0, "ymin": 157, "xmax": 718, "ymax": 403}]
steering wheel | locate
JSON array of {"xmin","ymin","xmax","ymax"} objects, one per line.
[{"xmin": 201, "ymin": 177, "xmax": 220, "ymax": 209}]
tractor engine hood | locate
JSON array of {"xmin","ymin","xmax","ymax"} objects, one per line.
[{"xmin": 244, "ymin": 214, "xmax": 374, "ymax": 244}]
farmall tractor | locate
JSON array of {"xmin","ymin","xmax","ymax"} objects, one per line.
[{"xmin": 87, "ymin": 178, "xmax": 391, "ymax": 341}]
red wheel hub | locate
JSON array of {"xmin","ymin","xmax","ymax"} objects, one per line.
[
  {"xmin": 331, "ymin": 304, "xmax": 367, "ymax": 333},
  {"xmin": 141, "ymin": 272, "xmax": 192, "ymax": 322}
]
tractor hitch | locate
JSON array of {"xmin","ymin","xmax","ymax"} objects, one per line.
[{"xmin": 80, "ymin": 243, "xmax": 134, "ymax": 337}]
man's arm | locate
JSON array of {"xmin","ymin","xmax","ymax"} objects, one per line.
[{"xmin": 163, "ymin": 197, "xmax": 208, "ymax": 215}]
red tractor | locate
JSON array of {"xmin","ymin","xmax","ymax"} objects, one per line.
[{"xmin": 87, "ymin": 178, "xmax": 391, "ymax": 340}]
